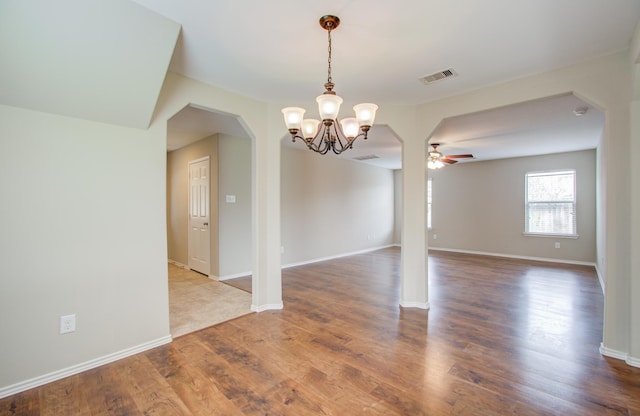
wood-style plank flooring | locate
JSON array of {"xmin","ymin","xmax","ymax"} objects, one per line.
[{"xmin": 2, "ymin": 247, "xmax": 639, "ymax": 415}]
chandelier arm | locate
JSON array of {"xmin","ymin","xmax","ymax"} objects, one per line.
[{"xmin": 332, "ymin": 118, "xmax": 368, "ymax": 153}]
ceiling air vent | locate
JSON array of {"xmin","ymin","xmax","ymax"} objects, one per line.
[
  {"xmin": 353, "ymin": 154, "xmax": 380, "ymax": 161},
  {"xmin": 420, "ymin": 68, "xmax": 457, "ymax": 85}
]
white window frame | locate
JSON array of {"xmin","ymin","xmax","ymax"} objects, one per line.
[{"xmin": 524, "ymin": 169, "xmax": 578, "ymax": 238}]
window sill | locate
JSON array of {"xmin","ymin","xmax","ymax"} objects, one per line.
[{"xmin": 522, "ymin": 232, "xmax": 578, "ymax": 239}]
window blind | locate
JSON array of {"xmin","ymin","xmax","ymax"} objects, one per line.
[{"xmin": 525, "ymin": 170, "xmax": 576, "ymax": 235}]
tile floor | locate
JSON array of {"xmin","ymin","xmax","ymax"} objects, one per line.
[{"xmin": 168, "ymin": 263, "xmax": 253, "ymax": 337}]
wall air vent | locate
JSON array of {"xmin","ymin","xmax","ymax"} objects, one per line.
[
  {"xmin": 420, "ymin": 68, "xmax": 457, "ymax": 85},
  {"xmin": 352, "ymin": 154, "xmax": 380, "ymax": 161}
]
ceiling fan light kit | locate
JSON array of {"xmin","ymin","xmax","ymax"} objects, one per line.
[
  {"xmin": 427, "ymin": 143, "xmax": 474, "ymax": 169},
  {"xmin": 281, "ymin": 15, "xmax": 378, "ymax": 155}
]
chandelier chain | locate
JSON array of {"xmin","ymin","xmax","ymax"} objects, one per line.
[{"xmin": 327, "ymin": 27, "xmax": 332, "ymax": 84}]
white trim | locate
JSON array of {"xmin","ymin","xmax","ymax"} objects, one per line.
[
  {"xmin": 251, "ymin": 302, "xmax": 284, "ymax": 312},
  {"xmin": 626, "ymin": 356, "xmax": 640, "ymax": 368},
  {"xmin": 168, "ymin": 260, "xmax": 217, "ymax": 280},
  {"xmin": 219, "ymin": 271, "xmax": 252, "ymax": 281},
  {"xmin": 190, "ymin": 246, "xmax": 400, "ymax": 280},
  {"xmin": 168, "ymin": 259, "xmax": 189, "ymax": 269},
  {"xmin": 522, "ymin": 232, "xmax": 579, "ymax": 239},
  {"xmin": 400, "ymin": 301, "xmax": 430, "ymax": 310},
  {"xmin": 187, "ymin": 155, "xmax": 210, "ymax": 164},
  {"xmin": 599, "ymin": 343, "xmax": 628, "ymax": 360},
  {"xmin": 0, "ymin": 336, "xmax": 172, "ymax": 399},
  {"xmin": 428, "ymin": 246, "xmax": 596, "ymax": 267},
  {"xmin": 281, "ymin": 245, "xmax": 396, "ymax": 269}
]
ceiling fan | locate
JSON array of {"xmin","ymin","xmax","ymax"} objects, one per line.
[{"xmin": 427, "ymin": 143, "xmax": 474, "ymax": 169}]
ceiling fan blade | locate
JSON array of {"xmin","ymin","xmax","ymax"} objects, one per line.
[
  {"xmin": 445, "ymin": 154, "xmax": 474, "ymax": 159},
  {"xmin": 442, "ymin": 158, "xmax": 458, "ymax": 164}
]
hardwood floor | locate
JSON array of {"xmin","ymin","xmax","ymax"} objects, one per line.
[{"xmin": 2, "ymin": 247, "xmax": 639, "ymax": 415}]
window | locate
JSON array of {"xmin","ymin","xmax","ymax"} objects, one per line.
[
  {"xmin": 525, "ymin": 170, "xmax": 576, "ymax": 236},
  {"xmin": 427, "ymin": 177, "xmax": 432, "ymax": 229}
]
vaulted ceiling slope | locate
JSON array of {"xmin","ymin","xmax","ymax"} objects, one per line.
[{"xmin": 0, "ymin": 0, "xmax": 180, "ymax": 129}]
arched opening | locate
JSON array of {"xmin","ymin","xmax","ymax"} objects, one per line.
[{"xmin": 165, "ymin": 104, "xmax": 255, "ymax": 337}]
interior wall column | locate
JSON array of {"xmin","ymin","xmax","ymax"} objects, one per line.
[
  {"xmin": 390, "ymin": 106, "xmax": 428, "ymax": 309},
  {"xmin": 251, "ymin": 106, "xmax": 283, "ymax": 311},
  {"xmin": 401, "ymin": 137, "xmax": 428, "ymax": 308}
]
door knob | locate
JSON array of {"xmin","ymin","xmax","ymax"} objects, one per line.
[{"xmin": 204, "ymin": 222, "xmax": 208, "ymax": 226}]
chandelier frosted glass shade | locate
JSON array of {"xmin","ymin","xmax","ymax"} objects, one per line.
[
  {"xmin": 316, "ymin": 94, "xmax": 343, "ymax": 121},
  {"xmin": 282, "ymin": 107, "xmax": 305, "ymax": 131}
]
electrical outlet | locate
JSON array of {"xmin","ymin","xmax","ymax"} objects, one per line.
[
  {"xmin": 555, "ymin": 242, "xmax": 560, "ymax": 249},
  {"xmin": 433, "ymin": 234, "xmax": 438, "ymax": 240},
  {"xmin": 60, "ymin": 314, "xmax": 76, "ymax": 334}
]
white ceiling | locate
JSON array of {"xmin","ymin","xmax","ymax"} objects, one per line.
[
  {"xmin": 132, "ymin": 0, "xmax": 639, "ymax": 106},
  {"xmin": 1, "ymin": 1, "xmax": 637, "ymax": 167}
]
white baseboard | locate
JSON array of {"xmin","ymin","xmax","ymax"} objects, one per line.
[
  {"xmin": 400, "ymin": 301, "xmax": 430, "ymax": 310},
  {"xmin": 599, "ymin": 343, "xmax": 640, "ymax": 367},
  {"xmin": 428, "ymin": 246, "xmax": 597, "ymax": 267},
  {"xmin": 626, "ymin": 355, "xmax": 640, "ymax": 368},
  {"xmin": 0, "ymin": 335, "xmax": 172, "ymax": 399},
  {"xmin": 186, "ymin": 246, "xmax": 400, "ymax": 281},
  {"xmin": 168, "ymin": 259, "xmax": 189, "ymax": 269},
  {"xmin": 282, "ymin": 245, "xmax": 396, "ymax": 269},
  {"xmin": 599, "ymin": 343, "xmax": 628, "ymax": 360},
  {"xmin": 251, "ymin": 302, "xmax": 284, "ymax": 312},
  {"xmin": 219, "ymin": 271, "xmax": 252, "ymax": 281}
]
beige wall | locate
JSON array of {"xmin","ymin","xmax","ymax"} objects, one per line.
[
  {"xmin": 172, "ymin": 135, "xmax": 398, "ymax": 278},
  {"xmin": 218, "ymin": 134, "xmax": 252, "ymax": 277},
  {"xmin": 166, "ymin": 135, "xmax": 219, "ymax": 275},
  {"xmin": 281, "ymin": 146, "xmax": 396, "ymax": 265},
  {"xmin": 428, "ymin": 150, "xmax": 596, "ymax": 263},
  {"xmin": 0, "ymin": 104, "xmax": 169, "ymax": 389}
]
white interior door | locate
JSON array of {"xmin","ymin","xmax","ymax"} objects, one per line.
[{"xmin": 188, "ymin": 157, "xmax": 210, "ymax": 275}]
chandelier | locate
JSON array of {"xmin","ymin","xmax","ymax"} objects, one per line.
[{"xmin": 281, "ymin": 15, "xmax": 378, "ymax": 155}]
